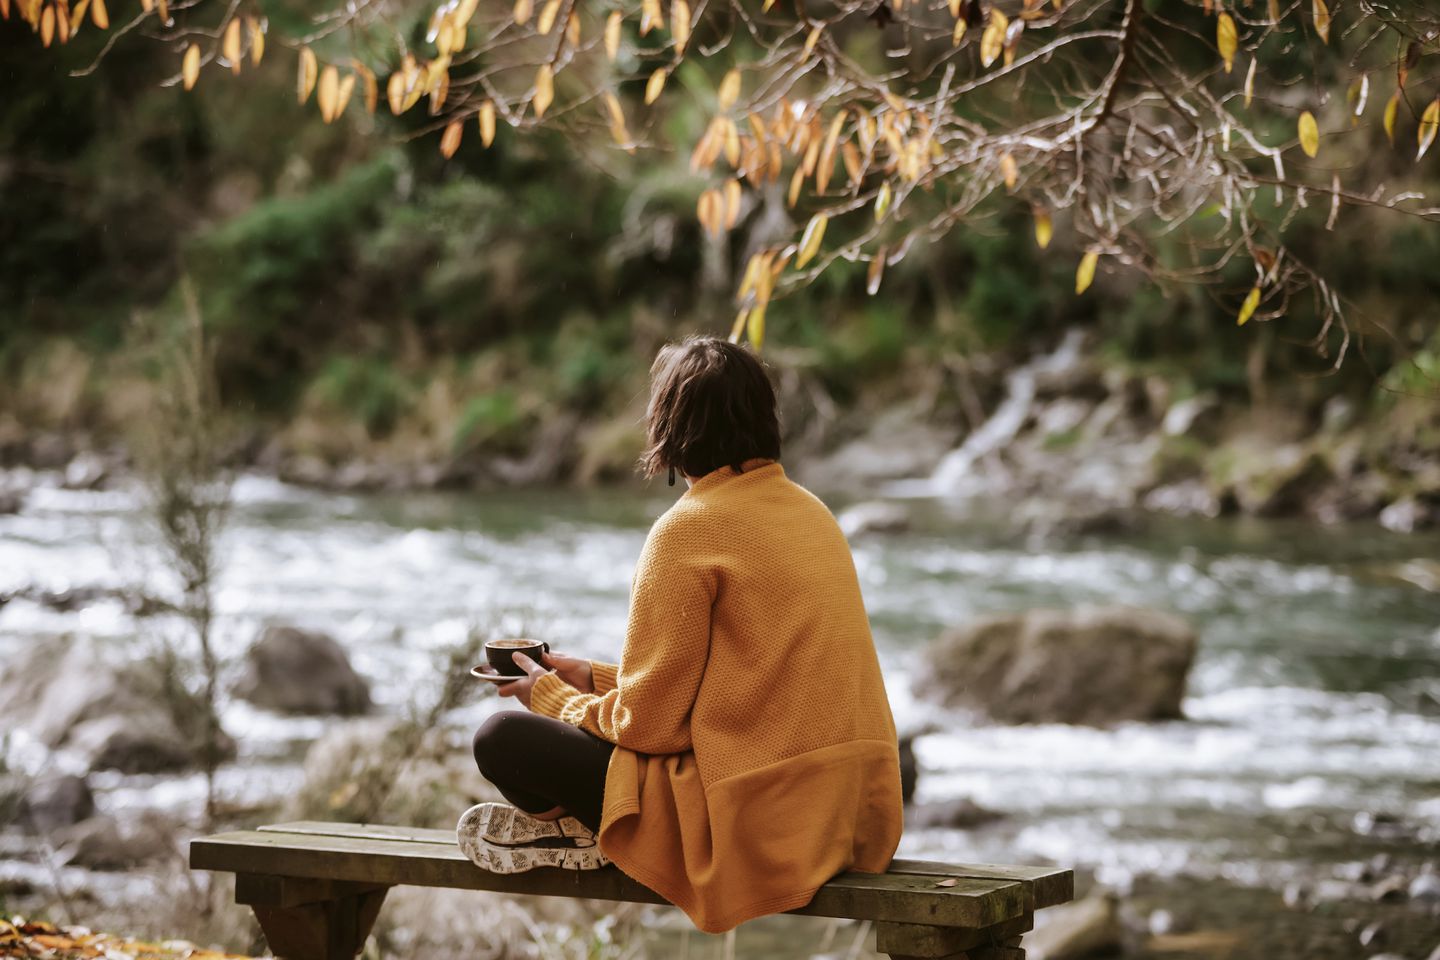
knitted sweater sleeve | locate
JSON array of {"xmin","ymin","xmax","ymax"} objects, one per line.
[
  {"xmin": 590, "ymin": 661, "xmax": 620, "ymax": 695},
  {"xmin": 530, "ymin": 512, "xmax": 713, "ymax": 753}
]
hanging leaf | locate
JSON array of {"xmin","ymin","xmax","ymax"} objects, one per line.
[
  {"xmin": 1311, "ymin": 0, "xmax": 1330, "ymax": 44},
  {"xmin": 841, "ymin": 142, "xmax": 862, "ymax": 183},
  {"xmin": 1000, "ymin": 152, "xmax": 1018, "ymax": 189},
  {"xmin": 795, "ymin": 214, "xmax": 828, "ymax": 269},
  {"xmin": 787, "ymin": 166, "xmax": 804, "ymax": 208},
  {"xmin": 533, "ymin": 63, "xmax": 554, "ymax": 118},
  {"xmin": 1419, "ymin": 97, "xmax": 1440, "ymax": 160},
  {"xmin": 952, "ymin": 18, "xmax": 966, "ymax": 46},
  {"xmin": 40, "ymin": 4, "xmax": 53, "ymax": 45},
  {"xmin": 222, "ymin": 18, "xmax": 241, "ymax": 73},
  {"xmin": 1383, "ymin": 91, "xmax": 1399, "ymax": 146},
  {"xmin": 386, "ymin": 72, "xmax": 405, "ymax": 115},
  {"xmin": 640, "ymin": 0, "xmax": 662, "ymax": 35},
  {"xmin": 317, "ymin": 65, "xmax": 339, "ymax": 122},
  {"xmin": 182, "ymin": 41, "xmax": 200, "ymax": 90},
  {"xmin": 566, "ymin": 11, "xmax": 581, "ymax": 48},
  {"xmin": 645, "ymin": 67, "xmax": 667, "ymax": 105},
  {"xmin": 718, "ymin": 70, "xmax": 741, "ymax": 111},
  {"xmin": 1399, "ymin": 41, "xmax": 1420, "ymax": 91},
  {"xmin": 1216, "ymin": 13, "xmax": 1236, "ymax": 74},
  {"xmin": 1002, "ymin": 17, "xmax": 1024, "ymax": 66},
  {"xmin": 1243, "ymin": 57, "xmax": 1256, "ymax": 108},
  {"xmin": 353, "ymin": 61, "xmax": 378, "ymax": 114},
  {"xmin": 1034, "ymin": 207, "xmax": 1053, "ymax": 249},
  {"xmin": 249, "ymin": 17, "xmax": 265, "ymax": 66},
  {"xmin": 729, "ymin": 308, "xmax": 748, "ymax": 344},
  {"xmin": 1267, "ymin": 0, "xmax": 1279, "ymax": 22},
  {"xmin": 980, "ymin": 9, "xmax": 1007, "ymax": 68},
  {"xmin": 335, "ymin": 72, "xmax": 356, "ymax": 118},
  {"xmin": 875, "ymin": 180, "xmax": 892, "ymax": 221},
  {"xmin": 866, "ymin": 247, "xmax": 885, "ymax": 296},
  {"xmin": 513, "ymin": 0, "xmax": 531, "ymax": 24},
  {"xmin": 440, "ymin": 119, "xmax": 463, "ymax": 158},
  {"xmin": 297, "ymin": 47, "xmax": 318, "ymax": 104},
  {"xmin": 1297, "ymin": 111, "xmax": 1319, "ymax": 158},
  {"xmin": 672, "ymin": 0, "xmax": 690, "ymax": 54},
  {"xmin": 816, "ymin": 110, "xmax": 845, "ymax": 194},
  {"xmin": 1075, "ymin": 250, "xmax": 1098, "ymax": 295},
  {"xmin": 604, "ymin": 10, "xmax": 622, "ymax": 60},
  {"xmin": 468, "ymin": 102, "xmax": 493, "ymax": 150},
  {"xmin": 803, "ymin": 23, "xmax": 822, "ymax": 59},
  {"xmin": 746, "ymin": 303, "xmax": 766, "ymax": 351},
  {"xmin": 723, "ymin": 179, "xmax": 742, "ymax": 229},
  {"xmin": 1347, "ymin": 73, "xmax": 1369, "ymax": 126},
  {"xmin": 536, "ymin": 0, "xmax": 560, "ymax": 34},
  {"xmin": 697, "ymin": 189, "xmax": 722, "ymax": 236},
  {"xmin": 90, "ymin": 0, "xmax": 106, "ymax": 29},
  {"xmin": 1236, "ymin": 285, "xmax": 1261, "ymax": 326}
]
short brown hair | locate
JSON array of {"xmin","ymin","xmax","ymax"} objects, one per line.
[{"xmin": 639, "ymin": 337, "xmax": 781, "ymax": 479}]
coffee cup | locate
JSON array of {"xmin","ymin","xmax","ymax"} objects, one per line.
[{"xmin": 484, "ymin": 638, "xmax": 550, "ymax": 677}]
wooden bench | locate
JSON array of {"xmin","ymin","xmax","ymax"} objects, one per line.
[{"xmin": 190, "ymin": 821, "xmax": 1072, "ymax": 960}]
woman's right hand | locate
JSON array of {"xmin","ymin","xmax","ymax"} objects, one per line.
[{"xmin": 540, "ymin": 652, "xmax": 595, "ymax": 693}]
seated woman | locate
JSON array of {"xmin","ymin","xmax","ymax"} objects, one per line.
[{"xmin": 459, "ymin": 335, "xmax": 903, "ymax": 934}]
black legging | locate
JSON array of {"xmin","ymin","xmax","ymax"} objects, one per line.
[{"xmin": 471, "ymin": 711, "xmax": 613, "ymax": 833}]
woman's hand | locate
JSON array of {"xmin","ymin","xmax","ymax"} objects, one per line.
[
  {"xmin": 496, "ymin": 652, "xmax": 553, "ymax": 710},
  {"xmin": 541, "ymin": 651, "xmax": 594, "ymax": 693}
]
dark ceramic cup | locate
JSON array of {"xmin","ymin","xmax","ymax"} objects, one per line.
[{"xmin": 484, "ymin": 638, "xmax": 550, "ymax": 677}]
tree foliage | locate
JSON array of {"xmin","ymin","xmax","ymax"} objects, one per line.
[{"xmin": 6, "ymin": 0, "xmax": 1440, "ymax": 364}]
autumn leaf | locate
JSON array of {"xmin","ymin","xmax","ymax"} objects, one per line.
[
  {"xmin": 935, "ymin": 878, "xmax": 959, "ymax": 888},
  {"xmin": 533, "ymin": 63, "xmax": 554, "ymax": 118},
  {"xmin": 795, "ymin": 213, "xmax": 827, "ymax": 269},
  {"xmin": 1034, "ymin": 207, "xmax": 1053, "ymax": 249},
  {"xmin": 867, "ymin": 247, "xmax": 885, "ymax": 295},
  {"xmin": 249, "ymin": 17, "xmax": 265, "ymax": 66},
  {"xmin": 1236, "ymin": 285, "xmax": 1261, "ymax": 326},
  {"xmin": 645, "ymin": 67, "xmax": 667, "ymax": 105},
  {"xmin": 353, "ymin": 61, "xmax": 377, "ymax": 114},
  {"xmin": 440, "ymin": 119, "xmax": 463, "ymax": 158},
  {"xmin": 718, "ymin": 69, "xmax": 741, "ymax": 111},
  {"xmin": 1419, "ymin": 98, "xmax": 1440, "ymax": 160},
  {"xmin": 335, "ymin": 72, "xmax": 356, "ymax": 118},
  {"xmin": 604, "ymin": 10, "xmax": 621, "ymax": 60},
  {"xmin": 697, "ymin": 189, "xmax": 722, "ymax": 236},
  {"xmin": 746, "ymin": 302, "xmax": 766, "ymax": 351},
  {"xmin": 1383, "ymin": 91, "xmax": 1399, "ymax": 146},
  {"xmin": 90, "ymin": 0, "xmax": 106, "ymax": 30},
  {"xmin": 297, "ymin": 47, "xmax": 318, "ymax": 104},
  {"xmin": 1311, "ymin": 0, "xmax": 1330, "ymax": 44},
  {"xmin": 1347, "ymin": 74, "xmax": 1368, "ymax": 126},
  {"xmin": 980, "ymin": 9, "xmax": 1007, "ymax": 67},
  {"xmin": 513, "ymin": 0, "xmax": 531, "ymax": 25},
  {"xmin": 640, "ymin": 0, "xmax": 662, "ymax": 35},
  {"xmin": 1216, "ymin": 13, "xmax": 1236, "ymax": 74},
  {"xmin": 1075, "ymin": 250, "xmax": 1098, "ymax": 295},
  {"xmin": 875, "ymin": 180, "xmax": 892, "ymax": 221},
  {"xmin": 803, "ymin": 23, "xmax": 822, "ymax": 58},
  {"xmin": 1297, "ymin": 110, "xmax": 1319, "ymax": 158},
  {"xmin": 478, "ymin": 100, "xmax": 497, "ymax": 146},
  {"xmin": 536, "ymin": 0, "xmax": 560, "ymax": 34},
  {"xmin": 223, "ymin": 18, "xmax": 241, "ymax": 73},
  {"xmin": 40, "ymin": 4, "xmax": 53, "ymax": 45},
  {"xmin": 1000, "ymin": 152, "xmax": 1018, "ymax": 189},
  {"xmin": 673, "ymin": 0, "xmax": 691, "ymax": 54},
  {"xmin": 182, "ymin": 42, "xmax": 201, "ymax": 90},
  {"xmin": 1243, "ymin": 56, "xmax": 1256, "ymax": 108}
]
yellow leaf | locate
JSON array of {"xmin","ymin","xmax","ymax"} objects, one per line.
[
  {"xmin": 875, "ymin": 181, "xmax": 892, "ymax": 221},
  {"xmin": 513, "ymin": 0, "xmax": 531, "ymax": 24},
  {"xmin": 40, "ymin": 4, "xmax": 53, "ymax": 45},
  {"xmin": 645, "ymin": 67, "xmax": 667, "ymax": 105},
  {"xmin": 795, "ymin": 214, "xmax": 827, "ymax": 269},
  {"xmin": 672, "ymin": 0, "xmax": 690, "ymax": 54},
  {"xmin": 803, "ymin": 23, "xmax": 822, "ymax": 58},
  {"xmin": 72, "ymin": 0, "xmax": 89, "ymax": 32},
  {"xmin": 746, "ymin": 302, "xmax": 766, "ymax": 351},
  {"xmin": 298, "ymin": 47, "xmax": 318, "ymax": 104},
  {"xmin": 533, "ymin": 64, "xmax": 554, "ymax": 118},
  {"xmin": 1312, "ymin": 0, "xmax": 1330, "ymax": 44},
  {"xmin": 317, "ymin": 64, "xmax": 339, "ymax": 122},
  {"xmin": 249, "ymin": 17, "xmax": 265, "ymax": 66},
  {"xmin": 335, "ymin": 72, "xmax": 357, "ymax": 118},
  {"xmin": 536, "ymin": 0, "xmax": 560, "ymax": 34},
  {"xmin": 1034, "ymin": 208, "xmax": 1053, "ymax": 249},
  {"xmin": 1243, "ymin": 56, "xmax": 1256, "ymax": 108},
  {"xmin": 841, "ymin": 142, "xmax": 862, "ymax": 183},
  {"xmin": 980, "ymin": 9, "xmax": 1007, "ymax": 68},
  {"xmin": 640, "ymin": 0, "xmax": 662, "ymax": 35},
  {"xmin": 1419, "ymin": 97, "xmax": 1440, "ymax": 160},
  {"xmin": 429, "ymin": 66, "xmax": 450, "ymax": 114},
  {"xmin": 440, "ymin": 119, "xmax": 463, "ymax": 158},
  {"xmin": 816, "ymin": 110, "xmax": 845, "ymax": 194},
  {"xmin": 604, "ymin": 11, "xmax": 621, "ymax": 60},
  {"xmin": 722, "ymin": 179, "xmax": 742, "ymax": 228},
  {"xmin": 1383, "ymin": 91, "xmax": 1399, "ymax": 146},
  {"xmin": 1075, "ymin": 250, "xmax": 1098, "ymax": 295},
  {"xmin": 353, "ymin": 60, "xmax": 377, "ymax": 114},
  {"xmin": 1217, "ymin": 12, "xmax": 1236, "ymax": 74},
  {"xmin": 386, "ymin": 71, "xmax": 405, "ymax": 115},
  {"xmin": 180, "ymin": 41, "xmax": 202, "ymax": 89},
  {"xmin": 566, "ymin": 12, "xmax": 580, "ymax": 48},
  {"xmin": 952, "ymin": 18, "xmax": 966, "ymax": 46},
  {"xmin": 697, "ymin": 189, "xmax": 721, "ymax": 236},
  {"xmin": 729, "ymin": 309, "xmax": 749, "ymax": 344},
  {"xmin": 723, "ymin": 117, "xmax": 740, "ymax": 167},
  {"xmin": 90, "ymin": 0, "xmax": 106, "ymax": 30},
  {"xmin": 223, "ymin": 18, "xmax": 241, "ymax": 74},
  {"xmin": 1236, "ymin": 285, "xmax": 1261, "ymax": 326},
  {"xmin": 787, "ymin": 166, "xmax": 804, "ymax": 208},
  {"xmin": 1297, "ymin": 110, "xmax": 1319, "ymax": 158},
  {"xmin": 1000, "ymin": 152, "xmax": 1017, "ymax": 189},
  {"xmin": 718, "ymin": 70, "xmax": 741, "ymax": 111},
  {"xmin": 948, "ymin": 0, "xmax": 960, "ymax": 16},
  {"xmin": 866, "ymin": 248, "xmax": 885, "ymax": 296},
  {"xmin": 2, "ymin": 0, "xmax": 12, "ymax": 20},
  {"xmin": 479, "ymin": 100, "xmax": 497, "ymax": 146}
]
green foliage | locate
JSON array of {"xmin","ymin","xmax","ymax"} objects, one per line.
[
  {"xmin": 453, "ymin": 391, "xmax": 521, "ymax": 452},
  {"xmin": 311, "ymin": 355, "xmax": 414, "ymax": 437}
]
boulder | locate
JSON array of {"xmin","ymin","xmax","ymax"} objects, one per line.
[
  {"xmin": 1027, "ymin": 892, "xmax": 1123, "ymax": 960},
  {"xmin": 18, "ymin": 774, "xmax": 94, "ymax": 834},
  {"xmin": 234, "ymin": 625, "xmax": 372, "ymax": 716},
  {"xmin": 916, "ymin": 606, "xmax": 1197, "ymax": 725},
  {"xmin": 837, "ymin": 501, "xmax": 911, "ymax": 539},
  {"xmin": 62, "ymin": 452, "xmax": 109, "ymax": 491}
]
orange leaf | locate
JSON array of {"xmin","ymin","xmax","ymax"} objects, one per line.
[
  {"xmin": 182, "ymin": 41, "xmax": 201, "ymax": 89},
  {"xmin": 249, "ymin": 17, "xmax": 265, "ymax": 66},
  {"xmin": 222, "ymin": 18, "xmax": 241, "ymax": 74},
  {"xmin": 718, "ymin": 70, "xmax": 741, "ymax": 111},
  {"xmin": 297, "ymin": 47, "xmax": 318, "ymax": 104},
  {"xmin": 866, "ymin": 247, "xmax": 885, "ymax": 296},
  {"xmin": 1311, "ymin": 0, "xmax": 1330, "ymax": 44},
  {"xmin": 90, "ymin": 0, "xmax": 107, "ymax": 30},
  {"xmin": 645, "ymin": 67, "xmax": 667, "ymax": 105},
  {"xmin": 672, "ymin": 0, "xmax": 690, "ymax": 54},
  {"xmin": 533, "ymin": 63, "xmax": 554, "ymax": 118},
  {"xmin": 479, "ymin": 100, "xmax": 496, "ymax": 146},
  {"xmin": 604, "ymin": 10, "xmax": 621, "ymax": 59},
  {"xmin": 317, "ymin": 64, "xmax": 339, "ymax": 122},
  {"xmin": 440, "ymin": 119, "xmax": 463, "ymax": 158},
  {"xmin": 1000, "ymin": 152, "xmax": 1017, "ymax": 189}
]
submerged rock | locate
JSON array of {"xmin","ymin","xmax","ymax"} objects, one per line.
[
  {"xmin": 916, "ymin": 605, "xmax": 1197, "ymax": 725},
  {"xmin": 234, "ymin": 625, "xmax": 372, "ymax": 716}
]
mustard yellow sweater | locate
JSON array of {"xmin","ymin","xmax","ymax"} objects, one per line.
[{"xmin": 530, "ymin": 460, "xmax": 903, "ymax": 932}]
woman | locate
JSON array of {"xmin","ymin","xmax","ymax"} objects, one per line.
[{"xmin": 459, "ymin": 335, "xmax": 903, "ymax": 934}]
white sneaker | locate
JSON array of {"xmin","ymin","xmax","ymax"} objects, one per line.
[{"xmin": 456, "ymin": 802, "xmax": 609, "ymax": 873}]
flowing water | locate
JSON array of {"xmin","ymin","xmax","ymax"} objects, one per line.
[{"xmin": 3, "ymin": 474, "xmax": 1439, "ymax": 901}]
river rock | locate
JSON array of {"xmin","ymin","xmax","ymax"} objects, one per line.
[
  {"xmin": 18, "ymin": 774, "xmax": 94, "ymax": 834},
  {"xmin": 62, "ymin": 452, "xmax": 109, "ymax": 491},
  {"xmin": 1380, "ymin": 496, "xmax": 1437, "ymax": 533},
  {"xmin": 909, "ymin": 797, "xmax": 1006, "ymax": 830},
  {"xmin": 1410, "ymin": 870, "xmax": 1440, "ymax": 902},
  {"xmin": 796, "ymin": 406, "xmax": 957, "ymax": 492},
  {"xmin": 0, "ymin": 488, "xmax": 23, "ymax": 515},
  {"xmin": 1027, "ymin": 892, "xmax": 1123, "ymax": 960},
  {"xmin": 234, "ymin": 625, "xmax": 372, "ymax": 716},
  {"xmin": 1371, "ymin": 874, "xmax": 1408, "ymax": 902},
  {"xmin": 837, "ymin": 501, "xmax": 911, "ymax": 538},
  {"xmin": 916, "ymin": 606, "xmax": 1197, "ymax": 725}
]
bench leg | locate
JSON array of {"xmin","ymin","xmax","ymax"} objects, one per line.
[
  {"xmin": 235, "ymin": 874, "xmax": 389, "ymax": 960},
  {"xmin": 877, "ymin": 914, "xmax": 1030, "ymax": 960}
]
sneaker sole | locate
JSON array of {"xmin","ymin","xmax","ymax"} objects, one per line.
[{"xmin": 456, "ymin": 803, "xmax": 608, "ymax": 874}]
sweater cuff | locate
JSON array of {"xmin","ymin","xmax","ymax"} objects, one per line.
[
  {"xmin": 529, "ymin": 672, "xmax": 583, "ymax": 720},
  {"xmin": 591, "ymin": 661, "xmax": 620, "ymax": 695}
]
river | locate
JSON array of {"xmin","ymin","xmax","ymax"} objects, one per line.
[{"xmin": 2, "ymin": 473, "xmax": 1439, "ymax": 938}]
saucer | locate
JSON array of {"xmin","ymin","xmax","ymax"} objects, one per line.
[{"xmin": 470, "ymin": 664, "xmax": 521, "ymax": 684}]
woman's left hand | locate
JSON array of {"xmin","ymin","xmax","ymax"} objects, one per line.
[{"xmin": 496, "ymin": 652, "xmax": 554, "ymax": 710}]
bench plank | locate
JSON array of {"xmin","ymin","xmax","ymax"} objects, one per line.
[
  {"xmin": 192, "ymin": 829, "xmax": 1025, "ymax": 929},
  {"xmin": 250, "ymin": 822, "xmax": 1071, "ymax": 909}
]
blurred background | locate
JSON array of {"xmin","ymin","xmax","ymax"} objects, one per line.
[{"xmin": 2, "ymin": 6, "xmax": 1439, "ymax": 960}]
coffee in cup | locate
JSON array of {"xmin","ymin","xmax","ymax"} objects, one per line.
[{"xmin": 484, "ymin": 638, "xmax": 550, "ymax": 677}]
